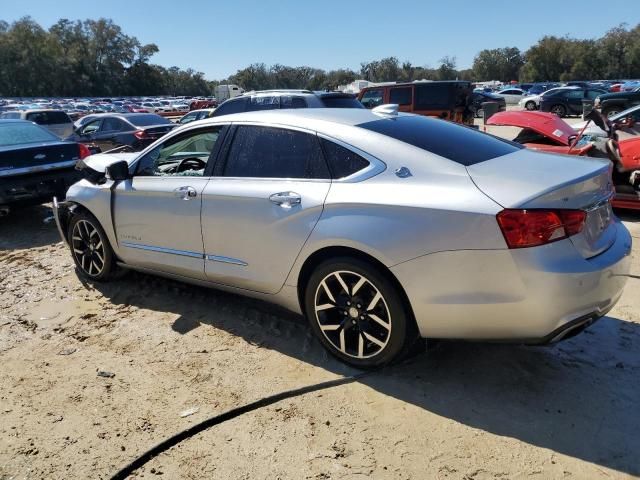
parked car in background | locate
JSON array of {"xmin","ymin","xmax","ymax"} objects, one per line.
[
  {"xmin": 358, "ymin": 81, "xmax": 474, "ymax": 125},
  {"xmin": 493, "ymin": 88, "xmax": 527, "ymax": 105},
  {"xmin": 540, "ymin": 88, "xmax": 607, "ymax": 117},
  {"xmin": 67, "ymin": 113, "xmax": 175, "ymax": 153},
  {"xmin": 0, "ymin": 119, "xmax": 90, "ymax": 216},
  {"xmin": 53, "ymin": 108, "xmax": 631, "ymax": 367},
  {"xmin": 518, "ymin": 86, "xmax": 580, "ymax": 111},
  {"xmin": 471, "ymin": 92, "xmax": 506, "ymax": 117},
  {"xmin": 594, "ymin": 88, "xmax": 640, "ymax": 118},
  {"xmin": 572, "ymin": 104, "xmax": 640, "ymax": 137},
  {"xmin": 189, "ymin": 99, "xmax": 217, "ymax": 110},
  {"xmin": 123, "ymin": 104, "xmax": 150, "ymax": 113},
  {"xmin": 178, "ymin": 109, "xmax": 216, "ymax": 124},
  {"xmin": 0, "ymin": 109, "xmax": 74, "ymax": 138},
  {"xmin": 213, "ymin": 90, "xmax": 364, "ymax": 118}
]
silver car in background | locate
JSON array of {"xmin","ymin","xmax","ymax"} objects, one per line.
[{"xmin": 53, "ymin": 108, "xmax": 631, "ymax": 368}]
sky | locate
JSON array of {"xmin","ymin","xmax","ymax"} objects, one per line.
[{"xmin": 2, "ymin": 0, "xmax": 639, "ymax": 80}]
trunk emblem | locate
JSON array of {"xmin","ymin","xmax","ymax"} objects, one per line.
[{"xmin": 34, "ymin": 154, "xmax": 46, "ymax": 160}]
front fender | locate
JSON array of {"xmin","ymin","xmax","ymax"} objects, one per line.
[{"xmin": 63, "ymin": 180, "xmax": 120, "ymax": 256}]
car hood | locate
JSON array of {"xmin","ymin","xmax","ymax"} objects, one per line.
[
  {"xmin": 486, "ymin": 111, "xmax": 575, "ymax": 146},
  {"xmin": 81, "ymin": 152, "xmax": 138, "ymax": 173}
]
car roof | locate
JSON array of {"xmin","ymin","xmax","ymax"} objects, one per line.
[
  {"xmin": 194, "ymin": 107, "xmax": 399, "ymax": 129},
  {"xmin": 0, "ymin": 119, "xmax": 31, "ymax": 124}
]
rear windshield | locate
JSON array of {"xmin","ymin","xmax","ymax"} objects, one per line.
[
  {"xmin": 0, "ymin": 122, "xmax": 59, "ymax": 147},
  {"xmin": 26, "ymin": 111, "xmax": 71, "ymax": 125},
  {"xmin": 127, "ymin": 114, "xmax": 172, "ymax": 126},
  {"xmin": 357, "ymin": 115, "xmax": 522, "ymax": 166},
  {"xmin": 320, "ymin": 96, "xmax": 364, "ymax": 109},
  {"xmin": 212, "ymin": 98, "xmax": 248, "ymax": 117}
]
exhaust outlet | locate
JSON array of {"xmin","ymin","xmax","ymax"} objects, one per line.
[{"xmin": 0, "ymin": 206, "xmax": 9, "ymax": 217}]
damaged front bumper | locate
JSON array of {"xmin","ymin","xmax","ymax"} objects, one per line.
[{"xmin": 52, "ymin": 197, "xmax": 72, "ymax": 247}]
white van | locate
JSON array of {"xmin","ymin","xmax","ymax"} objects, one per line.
[{"xmin": 0, "ymin": 109, "xmax": 74, "ymax": 138}]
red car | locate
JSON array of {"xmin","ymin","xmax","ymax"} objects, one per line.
[
  {"xmin": 487, "ymin": 110, "xmax": 640, "ymax": 210},
  {"xmin": 123, "ymin": 104, "xmax": 150, "ymax": 113}
]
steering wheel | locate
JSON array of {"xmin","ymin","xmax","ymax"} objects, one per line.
[{"xmin": 176, "ymin": 157, "xmax": 206, "ymax": 173}]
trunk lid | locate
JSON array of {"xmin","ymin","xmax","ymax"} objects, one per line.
[
  {"xmin": 0, "ymin": 141, "xmax": 80, "ymax": 178},
  {"xmin": 486, "ymin": 111, "xmax": 575, "ymax": 146},
  {"xmin": 468, "ymin": 149, "xmax": 616, "ymax": 258},
  {"xmin": 141, "ymin": 124, "xmax": 175, "ymax": 141}
]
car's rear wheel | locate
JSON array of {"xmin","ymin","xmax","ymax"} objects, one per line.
[
  {"xmin": 525, "ymin": 100, "xmax": 536, "ymax": 110},
  {"xmin": 475, "ymin": 107, "xmax": 484, "ymax": 119},
  {"xmin": 603, "ymin": 107, "xmax": 620, "ymax": 118},
  {"xmin": 550, "ymin": 104, "xmax": 566, "ymax": 117},
  {"xmin": 67, "ymin": 212, "xmax": 115, "ymax": 281},
  {"xmin": 304, "ymin": 257, "xmax": 415, "ymax": 368}
]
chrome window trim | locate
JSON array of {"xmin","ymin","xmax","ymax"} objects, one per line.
[
  {"xmin": 122, "ymin": 242, "xmax": 203, "ymax": 259},
  {"xmin": 0, "ymin": 159, "xmax": 78, "ymax": 177},
  {"xmin": 205, "ymin": 254, "xmax": 248, "ymax": 266}
]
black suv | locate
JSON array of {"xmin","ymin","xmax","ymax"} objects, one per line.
[
  {"xmin": 594, "ymin": 88, "xmax": 640, "ymax": 118},
  {"xmin": 212, "ymin": 90, "xmax": 363, "ymax": 117}
]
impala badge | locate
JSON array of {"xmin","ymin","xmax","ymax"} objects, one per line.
[{"xmin": 34, "ymin": 154, "xmax": 46, "ymax": 160}]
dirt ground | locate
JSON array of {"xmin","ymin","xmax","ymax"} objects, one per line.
[{"xmin": 1, "ymin": 123, "xmax": 640, "ymax": 479}]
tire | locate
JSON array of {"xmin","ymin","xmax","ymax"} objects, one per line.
[
  {"xmin": 603, "ymin": 107, "xmax": 620, "ymax": 118},
  {"xmin": 550, "ymin": 104, "xmax": 566, "ymax": 117},
  {"xmin": 525, "ymin": 101, "xmax": 536, "ymax": 111},
  {"xmin": 304, "ymin": 257, "xmax": 416, "ymax": 368},
  {"xmin": 67, "ymin": 211, "xmax": 116, "ymax": 281},
  {"xmin": 475, "ymin": 108, "xmax": 484, "ymax": 119}
]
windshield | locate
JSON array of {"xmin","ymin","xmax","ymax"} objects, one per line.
[
  {"xmin": 128, "ymin": 114, "xmax": 172, "ymax": 126},
  {"xmin": 357, "ymin": 115, "xmax": 522, "ymax": 166},
  {"xmin": 0, "ymin": 122, "xmax": 59, "ymax": 147}
]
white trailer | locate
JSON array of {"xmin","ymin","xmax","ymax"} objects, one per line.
[{"xmin": 215, "ymin": 84, "xmax": 245, "ymax": 102}]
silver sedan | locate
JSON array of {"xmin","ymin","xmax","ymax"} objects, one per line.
[{"xmin": 53, "ymin": 108, "xmax": 632, "ymax": 368}]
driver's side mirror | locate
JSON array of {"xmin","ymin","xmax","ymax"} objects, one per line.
[{"xmin": 106, "ymin": 160, "xmax": 130, "ymax": 181}]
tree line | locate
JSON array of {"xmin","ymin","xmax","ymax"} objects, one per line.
[{"xmin": 1, "ymin": 17, "xmax": 638, "ymax": 97}]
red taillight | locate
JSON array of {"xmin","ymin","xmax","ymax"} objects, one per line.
[
  {"xmin": 133, "ymin": 130, "xmax": 148, "ymax": 140},
  {"xmin": 496, "ymin": 209, "xmax": 586, "ymax": 249},
  {"xmin": 78, "ymin": 143, "xmax": 91, "ymax": 159}
]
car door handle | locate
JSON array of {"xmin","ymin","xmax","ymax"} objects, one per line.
[
  {"xmin": 269, "ymin": 191, "xmax": 301, "ymax": 209},
  {"xmin": 174, "ymin": 186, "xmax": 197, "ymax": 200}
]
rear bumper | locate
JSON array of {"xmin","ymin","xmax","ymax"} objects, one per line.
[
  {"xmin": 0, "ymin": 168, "xmax": 80, "ymax": 211},
  {"xmin": 391, "ymin": 221, "xmax": 632, "ymax": 341}
]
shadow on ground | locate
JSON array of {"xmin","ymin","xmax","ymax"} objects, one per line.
[
  {"xmin": 0, "ymin": 204, "xmax": 60, "ymax": 250},
  {"xmin": 89, "ymin": 270, "xmax": 640, "ymax": 476}
]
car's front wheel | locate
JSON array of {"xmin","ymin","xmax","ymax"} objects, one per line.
[
  {"xmin": 525, "ymin": 100, "xmax": 536, "ymax": 110},
  {"xmin": 304, "ymin": 257, "xmax": 415, "ymax": 368},
  {"xmin": 67, "ymin": 212, "xmax": 116, "ymax": 281}
]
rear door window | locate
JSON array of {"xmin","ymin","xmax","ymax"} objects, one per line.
[
  {"xmin": 223, "ymin": 126, "xmax": 329, "ymax": 179},
  {"xmin": 280, "ymin": 96, "xmax": 307, "ymax": 109},
  {"xmin": 101, "ymin": 118, "xmax": 126, "ymax": 132},
  {"xmin": 389, "ymin": 87, "xmax": 412, "ymax": 106},
  {"xmin": 248, "ymin": 96, "xmax": 280, "ymax": 111},
  {"xmin": 415, "ymin": 83, "xmax": 452, "ymax": 109}
]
